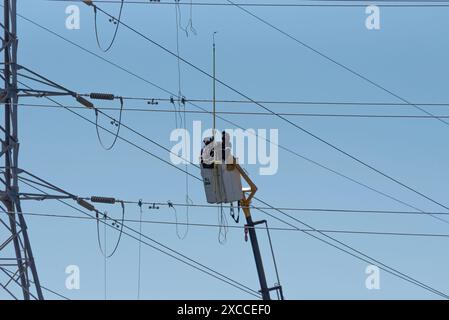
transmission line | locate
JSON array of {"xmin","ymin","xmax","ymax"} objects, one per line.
[
  {"xmin": 17, "ymin": 86, "xmax": 449, "ymax": 299},
  {"xmin": 17, "ymin": 10, "xmax": 441, "ymax": 219},
  {"xmin": 93, "ymin": 0, "xmax": 124, "ymax": 52},
  {"xmin": 118, "ymin": 200, "xmax": 449, "ymax": 216},
  {"xmin": 20, "ymin": 91, "xmax": 449, "ymax": 298},
  {"xmin": 17, "ymin": 10, "xmax": 449, "ymax": 298},
  {"xmin": 16, "ymin": 102, "xmax": 449, "ymax": 119},
  {"xmin": 15, "ymin": 209, "xmax": 449, "ymax": 238},
  {"xmin": 18, "ymin": 69, "xmax": 449, "ymax": 232},
  {"xmin": 17, "ymin": 80, "xmax": 449, "ymax": 298},
  {"xmin": 100, "ymin": 96, "xmax": 449, "ymax": 108},
  {"xmin": 22, "ymin": 69, "xmax": 449, "ymax": 241},
  {"xmin": 19, "ymin": 178, "xmax": 262, "ymax": 299},
  {"xmin": 225, "ymin": 0, "xmax": 449, "ymax": 126},
  {"xmin": 38, "ymin": 90, "xmax": 439, "ymax": 222},
  {"xmin": 46, "ymin": 0, "xmax": 449, "ymax": 8},
  {"xmin": 252, "ymin": 197, "xmax": 449, "ymax": 299},
  {"xmin": 90, "ymin": 3, "xmax": 449, "ymax": 223}
]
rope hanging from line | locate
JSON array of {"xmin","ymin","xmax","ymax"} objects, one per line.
[
  {"xmin": 173, "ymin": 1, "xmax": 193, "ymax": 240},
  {"xmin": 137, "ymin": 199, "xmax": 143, "ymax": 300},
  {"xmin": 95, "ymin": 96, "xmax": 124, "ymax": 150},
  {"xmin": 95, "ymin": 201, "xmax": 126, "ymax": 258},
  {"xmin": 174, "ymin": 0, "xmax": 189, "ymax": 38},
  {"xmin": 92, "ymin": 0, "xmax": 125, "ymax": 52},
  {"xmin": 173, "ymin": 2, "xmax": 185, "ymax": 128},
  {"xmin": 185, "ymin": 0, "xmax": 198, "ymax": 36}
]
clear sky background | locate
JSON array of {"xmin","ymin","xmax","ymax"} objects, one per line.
[{"xmin": 2, "ymin": 0, "xmax": 449, "ymax": 299}]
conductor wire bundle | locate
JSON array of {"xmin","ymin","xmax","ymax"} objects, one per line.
[
  {"xmin": 91, "ymin": 0, "xmax": 125, "ymax": 52},
  {"xmin": 95, "ymin": 200, "xmax": 126, "ymax": 258},
  {"xmin": 94, "ymin": 96, "xmax": 124, "ymax": 150}
]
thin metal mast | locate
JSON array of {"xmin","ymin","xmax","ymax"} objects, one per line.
[
  {"xmin": 0, "ymin": 0, "xmax": 43, "ymax": 300},
  {"xmin": 212, "ymin": 31, "xmax": 217, "ymax": 137}
]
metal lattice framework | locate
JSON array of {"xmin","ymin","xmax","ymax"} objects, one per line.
[{"xmin": 0, "ymin": 0, "xmax": 43, "ymax": 300}]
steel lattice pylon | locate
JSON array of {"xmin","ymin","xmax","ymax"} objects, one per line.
[{"xmin": 0, "ymin": 0, "xmax": 43, "ymax": 300}]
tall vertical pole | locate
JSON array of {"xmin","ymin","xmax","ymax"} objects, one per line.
[
  {"xmin": 237, "ymin": 165, "xmax": 271, "ymax": 300},
  {"xmin": 0, "ymin": 0, "xmax": 43, "ymax": 300},
  {"xmin": 212, "ymin": 32, "xmax": 217, "ymax": 139},
  {"xmin": 245, "ymin": 214, "xmax": 271, "ymax": 300}
]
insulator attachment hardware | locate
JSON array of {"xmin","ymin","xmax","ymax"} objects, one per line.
[
  {"xmin": 76, "ymin": 95, "xmax": 94, "ymax": 109},
  {"xmin": 77, "ymin": 198, "xmax": 95, "ymax": 211}
]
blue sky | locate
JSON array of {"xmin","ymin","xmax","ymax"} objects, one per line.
[{"xmin": 2, "ymin": 0, "xmax": 449, "ymax": 299}]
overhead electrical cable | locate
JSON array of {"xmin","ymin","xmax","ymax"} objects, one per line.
[
  {"xmin": 90, "ymin": 3, "xmax": 449, "ymax": 222},
  {"xmin": 174, "ymin": 0, "xmax": 191, "ymax": 240},
  {"xmin": 251, "ymin": 197, "xmax": 449, "ymax": 299},
  {"xmin": 94, "ymin": 96, "xmax": 124, "ymax": 150},
  {"xmin": 117, "ymin": 200, "xmax": 449, "ymax": 216},
  {"xmin": 92, "ymin": 0, "xmax": 124, "ymax": 52},
  {"xmin": 13, "ymin": 15, "xmax": 433, "ymax": 225},
  {"xmin": 16, "ymin": 11, "xmax": 442, "ymax": 218},
  {"xmin": 18, "ymin": 178, "xmax": 262, "ymax": 299},
  {"xmin": 16, "ymin": 209, "xmax": 449, "ymax": 238},
  {"xmin": 17, "ymin": 102, "xmax": 449, "ymax": 119},
  {"xmin": 17, "ymin": 85, "xmax": 449, "ymax": 299},
  {"xmin": 15, "ymin": 0, "xmax": 449, "ymax": 300},
  {"xmin": 105, "ymin": 96, "xmax": 449, "ymax": 108},
  {"xmin": 18, "ymin": 80, "xmax": 202, "ymax": 181},
  {"xmin": 17, "ymin": 12, "xmax": 449, "ymax": 298},
  {"xmin": 95, "ymin": 200, "xmax": 125, "ymax": 258},
  {"xmin": 46, "ymin": 0, "xmax": 449, "ymax": 8}
]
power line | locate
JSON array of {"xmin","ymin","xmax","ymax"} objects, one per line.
[
  {"xmin": 16, "ymin": 102, "xmax": 449, "ymax": 119},
  {"xmin": 18, "ymin": 88, "xmax": 449, "ymax": 298},
  {"xmin": 18, "ymin": 87, "xmax": 449, "ymax": 298},
  {"xmin": 20, "ymin": 68, "xmax": 449, "ymax": 232},
  {"xmin": 30, "ymin": 89, "xmax": 440, "ymax": 222},
  {"xmin": 252, "ymin": 197, "xmax": 449, "ymax": 299},
  {"xmin": 19, "ymin": 0, "xmax": 449, "ymax": 300},
  {"xmin": 93, "ymin": 0, "xmax": 124, "ymax": 52},
  {"xmin": 18, "ymin": 83, "xmax": 449, "ymax": 298},
  {"xmin": 15, "ymin": 209, "xmax": 449, "ymax": 238},
  {"xmin": 17, "ymin": 10, "xmax": 440, "ymax": 219},
  {"xmin": 119, "ymin": 200, "xmax": 449, "ymax": 216},
  {"xmin": 20, "ymin": 67, "xmax": 446, "ymax": 238},
  {"xmin": 18, "ymin": 11, "xmax": 449, "ymax": 298},
  {"xmin": 102, "ymin": 96, "xmax": 449, "ymax": 108},
  {"xmin": 93, "ymin": 0, "xmax": 449, "ymax": 126},
  {"xmin": 19, "ymin": 81, "xmax": 203, "ymax": 185},
  {"xmin": 91, "ymin": 3, "xmax": 449, "ymax": 223},
  {"xmin": 223, "ymin": 0, "xmax": 449, "ymax": 122},
  {"xmin": 18, "ymin": 177, "xmax": 262, "ymax": 299},
  {"xmin": 46, "ymin": 0, "xmax": 449, "ymax": 8}
]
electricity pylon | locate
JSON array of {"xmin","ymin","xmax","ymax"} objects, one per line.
[{"xmin": 0, "ymin": 0, "xmax": 43, "ymax": 300}]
